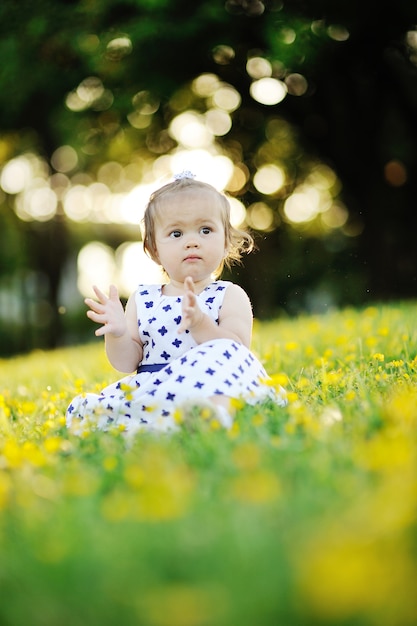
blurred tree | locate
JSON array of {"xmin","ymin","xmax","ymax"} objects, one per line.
[{"xmin": 0, "ymin": 0, "xmax": 417, "ymax": 353}]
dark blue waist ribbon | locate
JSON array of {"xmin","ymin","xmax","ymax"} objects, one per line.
[{"xmin": 137, "ymin": 363, "xmax": 166, "ymax": 374}]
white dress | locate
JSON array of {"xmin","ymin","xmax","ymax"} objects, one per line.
[{"xmin": 66, "ymin": 281, "xmax": 286, "ymax": 433}]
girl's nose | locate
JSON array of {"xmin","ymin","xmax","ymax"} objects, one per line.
[{"xmin": 185, "ymin": 238, "xmax": 199, "ymax": 248}]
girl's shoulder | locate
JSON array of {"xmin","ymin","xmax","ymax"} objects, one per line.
[
  {"xmin": 203, "ymin": 279, "xmax": 233, "ymax": 293},
  {"xmin": 199, "ymin": 280, "xmax": 233, "ymax": 307}
]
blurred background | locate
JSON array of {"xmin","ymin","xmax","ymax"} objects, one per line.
[{"xmin": 1, "ymin": 0, "xmax": 417, "ymax": 356}]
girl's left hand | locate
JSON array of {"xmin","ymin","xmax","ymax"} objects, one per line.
[{"xmin": 178, "ymin": 276, "xmax": 204, "ymax": 333}]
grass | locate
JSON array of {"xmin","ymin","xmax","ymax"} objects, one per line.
[{"xmin": 1, "ymin": 301, "xmax": 417, "ymax": 626}]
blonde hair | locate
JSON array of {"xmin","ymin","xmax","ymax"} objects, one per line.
[{"xmin": 142, "ymin": 178, "xmax": 255, "ymax": 278}]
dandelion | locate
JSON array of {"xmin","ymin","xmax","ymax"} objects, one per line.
[
  {"xmin": 43, "ymin": 436, "xmax": 64, "ymax": 454},
  {"xmin": 344, "ymin": 390, "xmax": 356, "ymax": 402},
  {"xmin": 286, "ymin": 392, "xmax": 298, "ymax": 404},
  {"xmin": 295, "ymin": 376, "xmax": 310, "ymax": 390},
  {"xmin": 230, "ymin": 397, "xmax": 245, "ymax": 411},
  {"xmin": 387, "ymin": 359, "xmax": 404, "ymax": 368},
  {"xmin": 251, "ymin": 413, "xmax": 265, "ymax": 427},
  {"xmin": 137, "ymin": 584, "xmax": 227, "ymax": 626},
  {"xmin": 296, "ymin": 532, "xmax": 417, "ymax": 623},
  {"xmin": 1, "ymin": 299, "xmax": 417, "ymax": 625},
  {"xmin": 285, "ymin": 341, "xmax": 299, "ymax": 351},
  {"xmin": 378, "ymin": 326, "xmax": 389, "ymax": 336},
  {"xmin": 102, "ymin": 456, "xmax": 118, "ymax": 471},
  {"xmin": 232, "ymin": 442, "xmax": 261, "ymax": 470}
]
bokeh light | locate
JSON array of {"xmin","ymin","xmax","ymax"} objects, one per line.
[
  {"xmin": 1, "ymin": 157, "xmax": 32, "ymax": 194},
  {"xmin": 116, "ymin": 242, "xmax": 165, "ymax": 296},
  {"xmin": 228, "ymin": 196, "xmax": 247, "ymax": 228},
  {"xmin": 327, "ymin": 24, "xmax": 350, "ymax": 42},
  {"xmin": 321, "ymin": 204, "xmax": 348, "ymax": 229},
  {"xmin": 15, "ymin": 186, "xmax": 57, "ymax": 222},
  {"xmin": 51, "ymin": 145, "xmax": 78, "ymax": 173},
  {"xmin": 250, "ymin": 78, "xmax": 287, "ymax": 105},
  {"xmin": 253, "ymin": 164, "xmax": 285, "ymax": 195},
  {"xmin": 285, "ymin": 73, "xmax": 308, "ymax": 96},
  {"xmin": 106, "ymin": 35, "xmax": 132, "ymax": 60},
  {"xmin": 66, "ymin": 76, "xmax": 113, "ymax": 112},
  {"xmin": 212, "ymin": 85, "xmax": 241, "ymax": 112},
  {"xmin": 284, "ymin": 187, "xmax": 321, "ymax": 223},
  {"xmin": 246, "ymin": 202, "xmax": 275, "ymax": 231},
  {"xmin": 77, "ymin": 241, "xmax": 166, "ymax": 300},
  {"xmin": 192, "ymin": 73, "xmax": 221, "ymax": 97},
  {"xmin": 246, "ymin": 57, "xmax": 272, "ymax": 79},
  {"xmin": 205, "ymin": 109, "xmax": 232, "ymax": 136},
  {"xmin": 169, "ymin": 112, "xmax": 213, "ymax": 148},
  {"xmin": 384, "ymin": 160, "xmax": 407, "ymax": 187},
  {"xmin": 77, "ymin": 242, "xmax": 117, "ymax": 298}
]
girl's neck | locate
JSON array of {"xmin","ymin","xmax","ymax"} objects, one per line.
[{"xmin": 162, "ymin": 277, "xmax": 214, "ymax": 296}]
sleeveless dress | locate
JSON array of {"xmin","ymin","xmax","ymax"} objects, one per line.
[{"xmin": 66, "ymin": 280, "xmax": 286, "ymax": 434}]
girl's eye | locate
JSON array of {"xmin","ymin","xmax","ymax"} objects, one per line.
[
  {"xmin": 170, "ymin": 230, "xmax": 182, "ymax": 238},
  {"xmin": 200, "ymin": 227, "xmax": 211, "ymax": 235}
]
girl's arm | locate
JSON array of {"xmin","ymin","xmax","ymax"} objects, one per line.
[
  {"xmin": 179, "ymin": 277, "xmax": 253, "ymax": 347},
  {"xmin": 85, "ymin": 285, "xmax": 143, "ymax": 373}
]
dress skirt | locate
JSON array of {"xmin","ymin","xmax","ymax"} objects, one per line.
[{"xmin": 66, "ymin": 338, "xmax": 285, "ymax": 434}]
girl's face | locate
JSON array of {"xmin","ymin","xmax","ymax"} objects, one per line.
[{"xmin": 153, "ymin": 191, "xmax": 227, "ymax": 287}]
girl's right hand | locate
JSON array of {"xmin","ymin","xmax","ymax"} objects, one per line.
[{"xmin": 85, "ymin": 285, "xmax": 127, "ymax": 337}]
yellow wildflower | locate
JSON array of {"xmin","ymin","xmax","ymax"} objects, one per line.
[{"xmin": 230, "ymin": 469, "xmax": 281, "ymax": 504}]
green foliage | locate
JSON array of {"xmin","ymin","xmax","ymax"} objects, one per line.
[{"xmin": 1, "ymin": 302, "xmax": 417, "ymax": 625}]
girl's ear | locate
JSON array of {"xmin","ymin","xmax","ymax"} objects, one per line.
[{"xmin": 153, "ymin": 248, "xmax": 161, "ymax": 265}]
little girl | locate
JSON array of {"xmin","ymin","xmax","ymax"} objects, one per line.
[{"xmin": 66, "ymin": 172, "xmax": 286, "ymax": 434}]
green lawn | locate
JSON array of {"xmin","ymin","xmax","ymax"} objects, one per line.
[{"xmin": 1, "ymin": 301, "xmax": 416, "ymax": 626}]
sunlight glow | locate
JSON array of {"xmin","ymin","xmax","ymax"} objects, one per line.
[
  {"xmin": 228, "ymin": 197, "xmax": 247, "ymax": 228},
  {"xmin": 169, "ymin": 112, "xmax": 213, "ymax": 148},
  {"xmin": 77, "ymin": 242, "xmax": 117, "ymax": 298},
  {"xmin": 121, "ymin": 183, "xmax": 160, "ymax": 225},
  {"xmin": 170, "ymin": 151, "xmax": 234, "ymax": 190},
  {"xmin": 77, "ymin": 241, "xmax": 165, "ymax": 300},
  {"xmin": 116, "ymin": 242, "xmax": 164, "ymax": 296}
]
